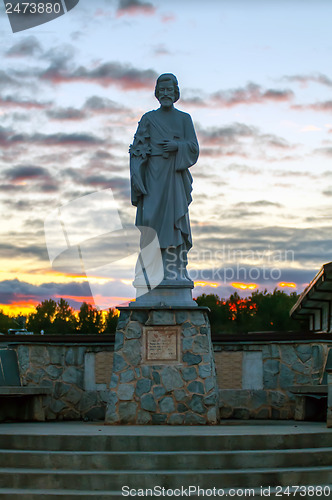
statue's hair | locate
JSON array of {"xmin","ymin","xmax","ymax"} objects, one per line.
[{"xmin": 154, "ymin": 73, "xmax": 180, "ymax": 103}]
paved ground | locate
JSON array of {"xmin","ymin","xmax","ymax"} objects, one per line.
[{"xmin": 0, "ymin": 420, "xmax": 329, "ymax": 436}]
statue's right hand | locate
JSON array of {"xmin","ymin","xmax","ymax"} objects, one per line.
[{"xmin": 159, "ymin": 140, "xmax": 178, "ymax": 152}]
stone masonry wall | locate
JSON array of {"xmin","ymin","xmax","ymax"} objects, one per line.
[
  {"xmin": 14, "ymin": 344, "xmax": 113, "ymax": 421},
  {"xmin": 215, "ymin": 341, "xmax": 332, "ymax": 419},
  {"xmin": 8, "ymin": 339, "xmax": 332, "ymax": 421}
]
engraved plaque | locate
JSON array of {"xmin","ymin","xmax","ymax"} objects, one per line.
[
  {"xmin": 143, "ymin": 326, "xmax": 181, "ymax": 364},
  {"xmin": 95, "ymin": 352, "xmax": 113, "ymax": 385}
]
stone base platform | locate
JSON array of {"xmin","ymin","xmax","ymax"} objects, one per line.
[
  {"xmin": 132, "ymin": 279, "xmax": 197, "ymax": 308},
  {"xmin": 105, "ymin": 307, "xmax": 220, "ymax": 425}
]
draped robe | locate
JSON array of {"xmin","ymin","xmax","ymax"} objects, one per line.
[{"xmin": 130, "ymin": 108, "xmax": 199, "ymax": 253}]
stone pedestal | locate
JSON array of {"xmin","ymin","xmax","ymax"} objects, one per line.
[
  {"xmin": 105, "ymin": 307, "xmax": 220, "ymax": 425},
  {"xmin": 133, "ymin": 279, "xmax": 197, "ymax": 308}
]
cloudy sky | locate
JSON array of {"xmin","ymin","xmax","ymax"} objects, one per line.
[{"xmin": 1, "ymin": 0, "xmax": 332, "ymax": 315}]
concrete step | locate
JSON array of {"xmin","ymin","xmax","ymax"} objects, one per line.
[
  {"xmin": 2, "ymin": 430, "xmax": 332, "ymax": 451},
  {"xmin": 0, "ymin": 448, "xmax": 332, "ymax": 470},
  {"xmin": 0, "ymin": 486, "xmax": 331, "ymax": 499},
  {"xmin": 1, "ymin": 423, "xmax": 331, "ymax": 497},
  {"xmin": 0, "ymin": 489, "xmax": 122, "ymax": 499},
  {"xmin": 1, "ymin": 466, "xmax": 332, "ymax": 490}
]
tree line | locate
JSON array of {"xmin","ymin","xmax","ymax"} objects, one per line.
[
  {"xmin": 0, "ymin": 290, "xmax": 306, "ymax": 335},
  {"xmin": 0, "ymin": 299, "xmax": 118, "ymax": 335},
  {"xmin": 195, "ymin": 289, "xmax": 306, "ymax": 333}
]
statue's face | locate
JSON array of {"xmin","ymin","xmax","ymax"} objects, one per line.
[{"xmin": 157, "ymin": 81, "xmax": 175, "ymax": 108}]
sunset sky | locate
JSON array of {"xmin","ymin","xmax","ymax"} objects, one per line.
[{"xmin": 1, "ymin": 0, "xmax": 332, "ymax": 315}]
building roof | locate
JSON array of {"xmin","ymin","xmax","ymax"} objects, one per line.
[{"xmin": 290, "ymin": 262, "xmax": 332, "ymax": 329}]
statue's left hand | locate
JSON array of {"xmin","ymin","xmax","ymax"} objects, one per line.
[{"xmin": 160, "ymin": 140, "xmax": 178, "ymax": 152}]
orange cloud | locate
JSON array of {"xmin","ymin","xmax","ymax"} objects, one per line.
[
  {"xmin": 194, "ymin": 281, "xmax": 219, "ymax": 288},
  {"xmin": 0, "ymin": 301, "xmax": 38, "ymax": 317},
  {"xmin": 0, "ymin": 97, "xmax": 48, "ymax": 109},
  {"xmin": 232, "ymin": 283, "xmax": 257, "ymax": 290}
]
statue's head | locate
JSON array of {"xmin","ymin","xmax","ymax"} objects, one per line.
[{"xmin": 155, "ymin": 73, "xmax": 180, "ymax": 104}]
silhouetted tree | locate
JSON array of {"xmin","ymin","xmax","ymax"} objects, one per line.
[
  {"xmin": 196, "ymin": 289, "xmax": 306, "ymax": 334},
  {"xmin": 103, "ymin": 308, "xmax": 118, "ymax": 334},
  {"xmin": 248, "ymin": 289, "xmax": 303, "ymax": 332},
  {"xmin": 195, "ymin": 294, "xmax": 229, "ymax": 331},
  {"xmin": 53, "ymin": 298, "xmax": 77, "ymax": 334},
  {"xmin": 27, "ymin": 299, "xmax": 57, "ymax": 334},
  {"xmin": 0, "ymin": 310, "xmax": 16, "ymax": 334},
  {"xmin": 77, "ymin": 302, "xmax": 103, "ymax": 335}
]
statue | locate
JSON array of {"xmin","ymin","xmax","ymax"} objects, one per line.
[
  {"xmin": 129, "ymin": 73, "xmax": 199, "ymax": 301},
  {"xmin": 104, "ymin": 77, "xmax": 219, "ymax": 427}
]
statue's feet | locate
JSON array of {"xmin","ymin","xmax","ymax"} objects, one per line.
[{"xmin": 163, "ymin": 267, "xmax": 191, "ymax": 282}]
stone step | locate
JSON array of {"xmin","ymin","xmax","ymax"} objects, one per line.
[
  {"xmin": 1, "ymin": 466, "xmax": 332, "ymax": 490},
  {"xmin": 2, "ymin": 430, "xmax": 332, "ymax": 451},
  {"xmin": 0, "ymin": 490, "xmax": 121, "ymax": 499},
  {"xmin": 1, "ymin": 423, "xmax": 331, "ymax": 498},
  {"xmin": 0, "ymin": 486, "xmax": 331, "ymax": 500},
  {"xmin": 0, "ymin": 448, "xmax": 332, "ymax": 470}
]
